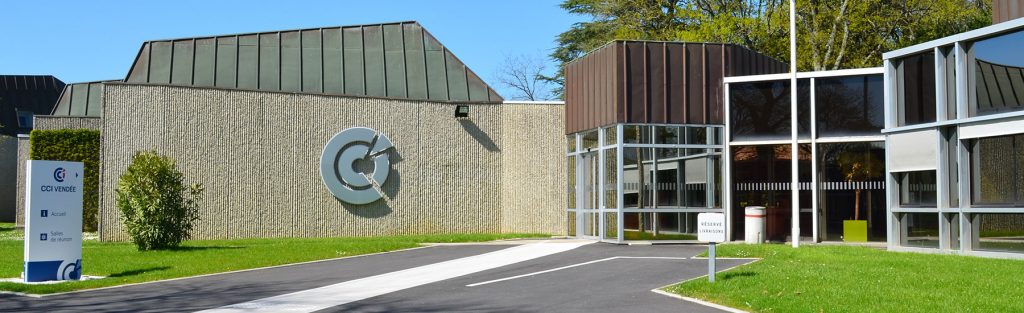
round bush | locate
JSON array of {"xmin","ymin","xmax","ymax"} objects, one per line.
[{"xmin": 116, "ymin": 151, "xmax": 203, "ymax": 250}]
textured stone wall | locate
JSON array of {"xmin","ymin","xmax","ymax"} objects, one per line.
[
  {"xmin": 14, "ymin": 136, "xmax": 28, "ymax": 227},
  {"xmin": 0, "ymin": 135, "xmax": 16, "ymax": 222},
  {"xmin": 99, "ymin": 84, "xmax": 565, "ymax": 240},
  {"xmin": 13, "ymin": 117, "xmax": 102, "ymax": 227},
  {"xmin": 499, "ymin": 103, "xmax": 567, "ymax": 235},
  {"xmin": 33, "ymin": 116, "xmax": 103, "ymax": 131}
]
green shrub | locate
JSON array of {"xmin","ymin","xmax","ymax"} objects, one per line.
[
  {"xmin": 29, "ymin": 129, "xmax": 101, "ymax": 231},
  {"xmin": 115, "ymin": 151, "xmax": 203, "ymax": 250}
]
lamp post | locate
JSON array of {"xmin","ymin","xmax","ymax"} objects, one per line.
[{"xmin": 789, "ymin": 0, "xmax": 800, "ymax": 248}]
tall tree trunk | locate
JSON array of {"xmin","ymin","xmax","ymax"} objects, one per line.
[{"xmin": 854, "ymin": 189, "xmax": 862, "ymax": 220}]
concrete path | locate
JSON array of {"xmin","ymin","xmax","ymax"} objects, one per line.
[{"xmin": 0, "ymin": 240, "xmax": 753, "ymax": 313}]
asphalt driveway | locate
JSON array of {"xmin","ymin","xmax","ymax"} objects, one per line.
[{"xmin": 0, "ymin": 240, "xmax": 752, "ymax": 313}]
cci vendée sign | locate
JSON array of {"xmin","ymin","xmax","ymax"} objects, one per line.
[{"xmin": 24, "ymin": 160, "xmax": 84, "ymax": 282}]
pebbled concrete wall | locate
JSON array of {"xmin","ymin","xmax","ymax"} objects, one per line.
[
  {"xmin": 13, "ymin": 117, "xmax": 101, "ymax": 227},
  {"xmin": 0, "ymin": 135, "xmax": 15, "ymax": 222},
  {"xmin": 98, "ymin": 84, "xmax": 566, "ymax": 240},
  {"xmin": 499, "ymin": 103, "xmax": 567, "ymax": 235}
]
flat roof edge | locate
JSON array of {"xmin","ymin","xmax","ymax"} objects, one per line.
[
  {"xmin": 103, "ymin": 82, "xmax": 504, "ymax": 105},
  {"xmin": 723, "ymin": 67, "xmax": 884, "ymax": 83},
  {"xmin": 883, "ymin": 18, "xmax": 1024, "ymax": 59}
]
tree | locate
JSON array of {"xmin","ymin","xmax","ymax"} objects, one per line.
[
  {"xmin": 836, "ymin": 149, "xmax": 883, "ymax": 221},
  {"xmin": 548, "ymin": 0, "xmax": 991, "ymax": 96},
  {"xmin": 495, "ymin": 54, "xmax": 556, "ymax": 101}
]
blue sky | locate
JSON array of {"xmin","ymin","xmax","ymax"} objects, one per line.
[{"xmin": 0, "ymin": 1, "xmax": 584, "ymax": 98}]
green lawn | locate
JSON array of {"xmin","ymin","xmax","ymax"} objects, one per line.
[
  {"xmin": 667, "ymin": 244, "xmax": 1024, "ymax": 312},
  {"xmin": 1, "ymin": 231, "xmax": 548, "ymax": 294},
  {"xmin": 0, "ymin": 222, "xmax": 21, "ymax": 241}
]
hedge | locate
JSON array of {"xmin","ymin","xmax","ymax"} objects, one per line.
[{"xmin": 29, "ymin": 129, "xmax": 101, "ymax": 232}]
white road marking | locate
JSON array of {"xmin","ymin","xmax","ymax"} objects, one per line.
[
  {"xmin": 650, "ymin": 289, "xmax": 750, "ymax": 313},
  {"xmin": 196, "ymin": 241, "xmax": 591, "ymax": 313},
  {"xmin": 466, "ymin": 256, "xmax": 689, "ymax": 287}
]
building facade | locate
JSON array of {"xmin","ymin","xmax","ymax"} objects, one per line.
[
  {"xmin": 882, "ymin": 18, "xmax": 1024, "ymax": 258},
  {"xmin": 1, "ymin": 75, "xmax": 65, "ymax": 223},
  {"xmin": 17, "ymin": 12, "xmax": 1024, "ymax": 258}
]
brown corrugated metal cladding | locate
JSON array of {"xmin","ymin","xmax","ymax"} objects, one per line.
[
  {"xmin": 994, "ymin": 0, "xmax": 1024, "ymax": 24},
  {"xmin": 564, "ymin": 41, "xmax": 787, "ymax": 134}
]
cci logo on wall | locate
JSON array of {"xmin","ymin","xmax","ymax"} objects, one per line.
[{"xmin": 320, "ymin": 127, "xmax": 394, "ymax": 205}]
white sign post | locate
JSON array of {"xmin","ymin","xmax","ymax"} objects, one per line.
[
  {"xmin": 697, "ymin": 213, "xmax": 726, "ymax": 283},
  {"xmin": 23, "ymin": 160, "xmax": 84, "ymax": 282}
]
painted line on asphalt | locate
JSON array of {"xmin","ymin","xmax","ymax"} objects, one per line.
[
  {"xmin": 650, "ymin": 289, "xmax": 750, "ymax": 313},
  {"xmin": 650, "ymin": 258, "xmax": 761, "ymax": 313},
  {"xmin": 466, "ymin": 256, "xmax": 689, "ymax": 287},
  {"xmin": 197, "ymin": 240, "xmax": 592, "ymax": 313},
  {"xmin": 0, "ymin": 245, "xmax": 436, "ymax": 298}
]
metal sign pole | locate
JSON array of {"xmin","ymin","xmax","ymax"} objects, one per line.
[{"xmin": 708, "ymin": 242, "xmax": 716, "ymax": 283}]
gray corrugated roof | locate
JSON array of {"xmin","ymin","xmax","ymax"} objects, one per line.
[
  {"xmin": 124, "ymin": 21, "xmax": 502, "ymax": 102},
  {"xmin": 0, "ymin": 75, "xmax": 65, "ymax": 136},
  {"xmin": 976, "ymin": 58, "xmax": 1024, "ymax": 113},
  {"xmin": 50, "ymin": 80, "xmax": 115, "ymax": 117}
]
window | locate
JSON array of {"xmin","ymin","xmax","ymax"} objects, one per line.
[
  {"xmin": 898, "ymin": 171, "xmax": 937, "ymax": 207},
  {"xmin": 16, "ymin": 111, "xmax": 33, "ymax": 128},
  {"xmin": 971, "ymin": 134, "xmax": 1024, "ymax": 206},
  {"xmin": 731, "ymin": 144, "xmax": 812, "ymax": 240},
  {"xmin": 581, "ymin": 131, "xmax": 598, "ymax": 150},
  {"xmin": 901, "ymin": 213, "xmax": 939, "ymax": 248},
  {"xmin": 729, "ymin": 79, "xmax": 810, "ymax": 141},
  {"xmin": 817, "ymin": 142, "xmax": 887, "ymax": 241},
  {"xmin": 971, "ymin": 29, "xmax": 1024, "ymax": 116},
  {"xmin": 973, "ymin": 213, "xmax": 1024, "ymax": 253},
  {"xmin": 815, "ymin": 75, "xmax": 884, "ymax": 136},
  {"xmin": 896, "ymin": 52, "xmax": 937, "ymax": 126}
]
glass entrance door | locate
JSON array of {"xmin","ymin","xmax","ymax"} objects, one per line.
[{"xmin": 577, "ymin": 152, "xmax": 600, "ymax": 238}]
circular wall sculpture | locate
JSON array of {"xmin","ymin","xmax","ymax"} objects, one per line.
[{"xmin": 319, "ymin": 127, "xmax": 394, "ymax": 205}]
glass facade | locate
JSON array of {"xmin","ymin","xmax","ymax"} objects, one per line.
[
  {"xmin": 898, "ymin": 171, "xmax": 938, "ymax": 207},
  {"xmin": 567, "ymin": 124, "xmax": 723, "ymax": 242},
  {"xmin": 815, "ymin": 75, "xmax": 884, "ymax": 136},
  {"xmin": 900, "ymin": 213, "xmax": 940, "ymax": 248},
  {"xmin": 729, "ymin": 79, "xmax": 810, "ymax": 141},
  {"xmin": 973, "ymin": 213, "xmax": 1024, "ymax": 253},
  {"xmin": 972, "ymin": 29, "xmax": 1024, "ymax": 116},
  {"xmin": 731, "ymin": 144, "xmax": 812, "ymax": 241},
  {"xmin": 727, "ymin": 73, "xmax": 885, "ymax": 243},
  {"xmin": 971, "ymin": 134, "xmax": 1024, "ymax": 206},
  {"xmin": 895, "ymin": 52, "xmax": 937, "ymax": 126},
  {"xmin": 817, "ymin": 142, "xmax": 886, "ymax": 241},
  {"xmin": 885, "ymin": 22, "xmax": 1024, "ymax": 258}
]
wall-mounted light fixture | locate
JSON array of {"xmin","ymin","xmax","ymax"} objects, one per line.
[{"xmin": 454, "ymin": 105, "xmax": 470, "ymax": 118}]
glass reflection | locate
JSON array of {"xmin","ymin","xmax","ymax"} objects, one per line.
[
  {"xmin": 972, "ymin": 134, "xmax": 1024, "ymax": 205},
  {"xmin": 899, "ymin": 171, "xmax": 937, "ymax": 206},
  {"xmin": 731, "ymin": 144, "xmax": 811, "ymax": 241},
  {"xmin": 729, "ymin": 79, "xmax": 810, "ymax": 141},
  {"xmin": 623, "ymin": 147, "xmax": 654, "ymax": 208},
  {"xmin": 818, "ymin": 142, "xmax": 886, "ymax": 241},
  {"xmin": 975, "ymin": 213, "xmax": 1024, "ymax": 253},
  {"xmin": 896, "ymin": 52, "xmax": 936, "ymax": 125},
  {"xmin": 623, "ymin": 212, "xmax": 698, "ymax": 240},
  {"xmin": 581, "ymin": 131, "xmax": 599, "ymax": 149},
  {"xmin": 972, "ymin": 29, "xmax": 1024, "ymax": 116},
  {"xmin": 901, "ymin": 213, "xmax": 939, "ymax": 248},
  {"xmin": 815, "ymin": 75, "xmax": 884, "ymax": 136}
]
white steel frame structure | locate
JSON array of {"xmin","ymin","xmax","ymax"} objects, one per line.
[
  {"xmin": 724, "ymin": 67, "xmax": 886, "ymax": 243},
  {"xmin": 883, "ymin": 18, "xmax": 1024, "ymax": 259},
  {"xmin": 566, "ymin": 123, "xmax": 725, "ymax": 243}
]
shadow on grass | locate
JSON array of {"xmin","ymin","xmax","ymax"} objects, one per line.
[
  {"xmin": 720, "ymin": 271, "xmax": 757, "ymax": 280},
  {"xmin": 159, "ymin": 245, "xmax": 243, "ymax": 252},
  {"xmin": 109, "ymin": 266, "xmax": 172, "ymax": 278}
]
